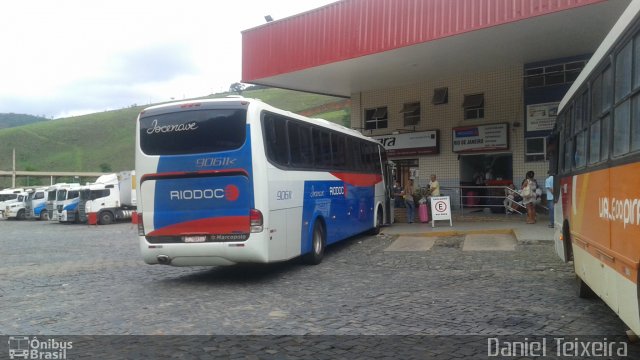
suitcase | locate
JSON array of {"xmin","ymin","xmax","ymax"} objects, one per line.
[{"xmin": 419, "ymin": 203, "xmax": 430, "ymax": 223}]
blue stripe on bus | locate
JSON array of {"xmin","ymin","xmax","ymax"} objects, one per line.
[{"xmin": 300, "ymin": 180, "xmax": 375, "ymax": 255}]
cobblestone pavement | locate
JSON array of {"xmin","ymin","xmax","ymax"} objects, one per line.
[{"xmin": 0, "ymin": 220, "xmax": 638, "ymax": 358}]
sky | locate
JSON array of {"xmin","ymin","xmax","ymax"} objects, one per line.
[{"xmin": 0, "ymin": 0, "xmax": 335, "ymax": 119}]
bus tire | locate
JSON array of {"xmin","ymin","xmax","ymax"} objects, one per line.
[
  {"xmin": 369, "ymin": 206, "xmax": 383, "ymax": 235},
  {"xmin": 578, "ymin": 277, "xmax": 596, "ymax": 299},
  {"xmin": 17, "ymin": 209, "xmax": 25, "ymax": 220},
  {"xmin": 303, "ymin": 222, "xmax": 325, "ymax": 265},
  {"xmin": 99, "ymin": 211, "xmax": 114, "ymax": 225},
  {"xmin": 39, "ymin": 210, "xmax": 48, "ymax": 221}
]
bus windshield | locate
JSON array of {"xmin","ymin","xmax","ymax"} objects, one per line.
[{"xmin": 139, "ymin": 109, "xmax": 247, "ymax": 155}]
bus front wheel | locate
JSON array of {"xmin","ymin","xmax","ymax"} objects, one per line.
[
  {"xmin": 369, "ymin": 206, "xmax": 383, "ymax": 235},
  {"xmin": 303, "ymin": 222, "xmax": 325, "ymax": 265}
]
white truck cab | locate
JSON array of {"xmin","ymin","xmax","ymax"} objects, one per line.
[
  {"xmin": 3, "ymin": 192, "xmax": 28, "ymax": 220},
  {"xmin": 79, "ymin": 171, "xmax": 136, "ymax": 225},
  {"xmin": 45, "ymin": 183, "xmax": 80, "ymax": 221},
  {"xmin": 56, "ymin": 185, "xmax": 82, "ymax": 223},
  {"xmin": 25, "ymin": 187, "xmax": 49, "ymax": 220},
  {"xmin": 0, "ymin": 188, "xmax": 25, "ymax": 218}
]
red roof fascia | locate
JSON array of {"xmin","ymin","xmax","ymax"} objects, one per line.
[{"xmin": 242, "ymin": 0, "xmax": 607, "ymax": 82}]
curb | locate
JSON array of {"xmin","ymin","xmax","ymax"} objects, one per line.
[{"xmin": 381, "ymin": 228, "xmax": 517, "ymax": 239}]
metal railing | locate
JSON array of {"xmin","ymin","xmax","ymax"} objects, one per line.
[{"xmin": 438, "ymin": 185, "xmax": 546, "ymax": 216}]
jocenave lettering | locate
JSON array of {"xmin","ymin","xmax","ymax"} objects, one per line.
[{"xmin": 146, "ymin": 119, "xmax": 198, "ymax": 134}]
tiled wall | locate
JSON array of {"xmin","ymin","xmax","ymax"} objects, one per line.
[{"xmin": 351, "ymin": 64, "xmax": 550, "ymax": 204}]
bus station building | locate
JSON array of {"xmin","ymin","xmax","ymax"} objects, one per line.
[{"xmin": 241, "ymin": 0, "xmax": 631, "ymax": 204}]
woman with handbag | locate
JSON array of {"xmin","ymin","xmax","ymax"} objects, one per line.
[{"xmin": 521, "ymin": 171, "xmax": 538, "ymax": 224}]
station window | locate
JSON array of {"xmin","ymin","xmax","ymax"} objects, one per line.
[
  {"xmin": 463, "ymin": 93, "xmax": 484, "ymax": 120},
  {"xmin": 432, "ymin": 87, "xmax": 448, "ymax": 105},
  {"xmin": 364, "ymin": 107, "xmax": 388, "ymax": 130},
  {"xmin": 524, "ymin": 61, "xmax": 586, "ymax": 88},
  {"xmin": 525, "ymin": 137, "xmax": 546, "ymax": 162},
  {"xmin": 400, "ymin": 102, "xmax": 420, "ymax": 126}
]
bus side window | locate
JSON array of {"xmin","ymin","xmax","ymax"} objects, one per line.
[
  {"xmin": 331, "ymin": 134, "xmax": 347, "ymax": 169},
  {"xmin": 263, "ymin": 114, "xmax": 289, "ymax": 166},
  {"xmin": 289, "ymin": 122, "xmax": 313, "ymax": 168}
]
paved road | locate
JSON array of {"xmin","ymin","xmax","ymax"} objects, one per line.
[{"xmin": 0, "ymin": 220, "xmax": 637, "ymax": 358}]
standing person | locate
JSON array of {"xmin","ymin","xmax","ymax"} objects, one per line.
[
  {"xmin": 545, "ymin": 172, "xmax": 554, "ymax": 228},
  {"xmin": 392, "ymin": 181, "xmax": 403, "ymax": 207},
  {"xmin": 521, "ymin": 171, "xmax": 538, "ymax": 224},
  {"xmin": 428, "ymin": 174, "xmax": 441, "ymax": 197},
  {"xmin": 402, "ymin": 179, "xmax": 415, "ymax": 223}
]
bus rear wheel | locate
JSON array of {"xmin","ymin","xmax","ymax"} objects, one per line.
[{"xmin": 303, "ymin": 222, "xmax": 325, "ymax": 265}]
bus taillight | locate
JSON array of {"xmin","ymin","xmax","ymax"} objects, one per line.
[
  {"xmin": 137, "ymin": 213, "xmax": 145, "ymax": 236},
  {"xmin": 250, "ymin": 209, "xmax": 263, "ymax": 233}
]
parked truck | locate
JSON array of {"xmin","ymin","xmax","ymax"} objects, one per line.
[
  {"xmin": 25, "ymin": 187, "xmax": 49, "ymax": 220},
  {"xmin": 0, "ymin": 188, "xmax": 24, "ymax": 218},
  {"xmin": 56, "ymin": 184, "xmax": 82, "ymax": 223},
  {"xmin": 79, "ymin": 171, "xmax": 136, "ymax": 225},
  {"xmin": 2, "ymin": 191, "xmax": 28, "ymax": 220},
  {"xmin": 46, "ymin": 183, "xmax": 80, "ymax": 221}
]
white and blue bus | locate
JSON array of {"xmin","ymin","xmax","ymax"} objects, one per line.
[{"xmin": 135, "ymin": 97, "xmax": 394, "ymax": 266}]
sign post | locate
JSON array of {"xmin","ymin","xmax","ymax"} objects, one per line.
[{"xmin": 430, "ymin": 196, "xmax": 452, "ymax": 228}]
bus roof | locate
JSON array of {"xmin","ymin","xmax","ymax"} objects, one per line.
[
  {"xmin": 559, "ymin": 1, "xmax": 640, "ymax": 113},
  {"xmin": 139, "ymin": 97, "xmax": 379, "ymax": 145}
]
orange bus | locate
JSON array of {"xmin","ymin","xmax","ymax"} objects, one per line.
[{"xmin": 550, "ymin": 1, "xmax": 640, "ymax": 335}]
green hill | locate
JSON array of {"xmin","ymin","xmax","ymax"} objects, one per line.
[
  {"xmin": 0, "ymin": 89, "xmax": 350, "ymax": 186},
  {"xmin": 0, "ymin": 113, "xmax": 49, "ymax": 129}
]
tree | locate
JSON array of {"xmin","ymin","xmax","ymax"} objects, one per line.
[{"xmin": 229, "ymin": 82, "xmax": 246, "ymax": 95}]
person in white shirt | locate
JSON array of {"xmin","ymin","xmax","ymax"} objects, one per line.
[
  {"xmin": 545, "ymin": 172, "xmax": 554, "ymax": 228},
  {"xmin": 428, "ymin": 174, "xmax": 441, "ymax": 197}
]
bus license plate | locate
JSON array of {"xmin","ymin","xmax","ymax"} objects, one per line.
[{"xmin": 183, "ymin": 235, "xmax": 207, "ymax": 243}]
